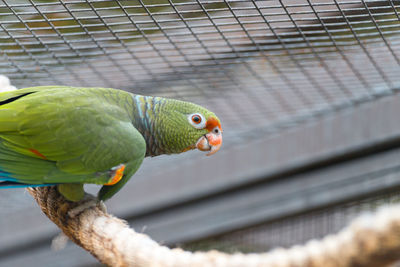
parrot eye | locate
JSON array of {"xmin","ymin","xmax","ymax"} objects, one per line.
[
  {"xmin": 188, "ymin": 113, "xmax": 206, "ymax": 129},
  {"xmin": 191, "ymin": 115, "xmax": 202, "ymax": 124}
]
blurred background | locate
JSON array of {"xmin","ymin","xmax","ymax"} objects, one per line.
[{"xmin": 1, "ymin": 0, "xmax": 400, "ymax": 266}]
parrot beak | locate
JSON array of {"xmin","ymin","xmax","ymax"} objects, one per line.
[{"xmin": 196, "ymin": 126, "xmax": 223, "ymax": 156}]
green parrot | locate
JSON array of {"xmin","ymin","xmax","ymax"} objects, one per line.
[{"xmin": 0, "ymin": 86, "xmax": 222, "ymax": 201}]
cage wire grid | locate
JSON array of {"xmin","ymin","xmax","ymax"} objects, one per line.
[
  {"xmin": 0, "ymin": 0, "xmax": 400, "ymax": 143},
  {"xmin": 183, "ymin": 191, "xmax": 400, "ymax": 253}
]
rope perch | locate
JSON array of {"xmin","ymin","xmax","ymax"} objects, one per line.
[{"xmin": 28, "ymin": 186, "xmax": 400, "ymax": 267}]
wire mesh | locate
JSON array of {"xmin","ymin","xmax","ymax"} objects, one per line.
[
  {"xmin": 1, "ymin": 0, "xmax": 400, "ymax": 141},
  {"xmin": 183, "ymin": 191, "xmax": 400, "ymax": 253}
]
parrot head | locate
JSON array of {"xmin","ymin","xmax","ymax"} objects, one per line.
[
  {"xmin": 182, "ymin": 111, "xmax": 222, "ymax": 156},
  {"xmin": 153, "ymin": 99, "xmax": 222, "ymax": 156}
]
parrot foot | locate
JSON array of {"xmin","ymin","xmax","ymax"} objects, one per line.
[
  {"xmin": 68, "ymin": 195, "xmax": 100, "ymax": 218},
  {"xmin": 98, "ymin": 200, "xmax": 107, "ymax": 213},
  {"xmin": 104, "ymin": 163, "xmax": 126, "ymax": 186}
]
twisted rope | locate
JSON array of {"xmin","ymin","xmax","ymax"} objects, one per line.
[{"xmin": 28, "ymin": 186, "xmax": 400, "ymax": 267}]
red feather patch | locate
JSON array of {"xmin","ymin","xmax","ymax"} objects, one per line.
[
  {"xmin": 29, "ymin": 149, "xmax": 47, "ymax": 160},
  {"xmin": 205, "ymin": 117, "xmax": 222, "ymax": 132}
]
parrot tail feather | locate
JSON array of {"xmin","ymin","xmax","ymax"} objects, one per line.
[{"xmin": 0, "ymin": 181, "xmax": 55, "ymax": 188}]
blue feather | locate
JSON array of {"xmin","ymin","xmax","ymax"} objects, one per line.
[
  {"xmin": 0, "ymin": 170, "xmax": 55, "ymax": 188},
  {"xmin": 0, "ymin": 171, "xmax": 14, "ymax": 180},
  {"xmin": 0, "ymin": 181, "xmax": 55, "ymax": 188}
]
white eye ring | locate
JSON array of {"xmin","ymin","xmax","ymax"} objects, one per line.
[{"xmin": 188, "ymin": 113, "xmax": 206, "ymax": 129}]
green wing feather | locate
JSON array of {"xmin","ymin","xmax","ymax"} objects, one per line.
[{"xmin": 0, "ymin": 86, "xmax": 146, "ymax": 199}]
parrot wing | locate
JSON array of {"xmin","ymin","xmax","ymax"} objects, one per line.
[{"xmin": 0, "ymin": 86, "xmax": 146, "ymax": 187}]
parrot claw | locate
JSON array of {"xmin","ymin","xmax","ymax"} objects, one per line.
[
  {"xmin": 67, "ymin": 195, "xmax": 100, "ymax": 218},
  {"xmin": 98, "ymin": 200, "xmax": 107, "ymax": 213}
]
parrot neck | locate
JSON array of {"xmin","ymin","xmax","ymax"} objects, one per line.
[{"xmin": 131, "ymin": 94, "xmax": 167, "ymax": 157}]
